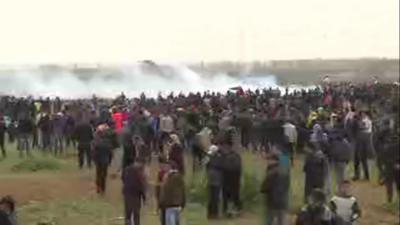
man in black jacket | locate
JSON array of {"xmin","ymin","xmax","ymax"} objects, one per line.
[
  {"xmin": 74, "ymin": 121, "xmax": 94, "ymax": 169},
  {"xmin": 221, "ymin": 135, "xmax": 242, "ymax": 217},
  {"xmin": 17, "ymin": 118, "xmax": 33, "ymax": 158}
]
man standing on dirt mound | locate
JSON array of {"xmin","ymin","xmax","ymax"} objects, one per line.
[{"xmin": 92, "ymin": 123, "xmax": 119, "ymax": 195}]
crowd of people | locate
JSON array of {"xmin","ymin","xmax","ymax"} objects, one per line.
[{"xmin": 0, "ymin": 80, "xmax": 399, "ymax": 225}]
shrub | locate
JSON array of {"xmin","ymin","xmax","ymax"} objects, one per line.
[{"xmin": 12, "ymin": 159, "xmax": 61, "ymax": 172}]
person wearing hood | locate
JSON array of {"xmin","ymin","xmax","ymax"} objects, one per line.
[{"xmin": 206, "ymin": 145, "xmax": 224, "ymax": 219}]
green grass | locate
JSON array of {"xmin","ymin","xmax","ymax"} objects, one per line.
[{"xmin": 1, "ymin": 143, "xmax": 397, "ymax": 225}]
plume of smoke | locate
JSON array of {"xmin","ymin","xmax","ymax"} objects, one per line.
[{"xmin": 0, "ymin": 62, "xmax": 300, "ymax": 99}]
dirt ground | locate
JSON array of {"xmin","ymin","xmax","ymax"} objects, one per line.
[{"xmin": 0, "ymin": 151, "xmax": 399, "ymax": 225}]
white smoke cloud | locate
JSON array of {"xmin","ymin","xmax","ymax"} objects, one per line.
[{"xmin": 0, "ymin": 62, "xmax": 306, "ymax": 99}]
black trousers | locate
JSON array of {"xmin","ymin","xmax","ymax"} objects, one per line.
[
  {"xmin": 95, "ymin": 164, "xmax": 108, "ymax": 194},
  {"xmin": 385, "ymin": 171, "xmax": 400, "ymax": 203},
  {"xmin": 354, "ymin": 148, "xmax": 369, "ymax": 180},
  {"xmin": 78, "ymin": 143, "xmax": 92, "ymax": 169},
  {"xmin": 124, "ymin": 196, "xmax": 141, "ymax": 225},
  {"xmin": 208, "ymin": 185, "xmax": 221, "ymax": 218},
  {"xmin": 0, "ymin": 133, "xmax": 5, "ymax": 157},
  {"xmin": 223, "ymin": 172, "xmax": 242, "ymax": 214}
]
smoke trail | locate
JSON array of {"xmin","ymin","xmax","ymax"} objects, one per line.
[{"xmin": 0, "ymin": 62, "xmax": 293, "ymax": 99}]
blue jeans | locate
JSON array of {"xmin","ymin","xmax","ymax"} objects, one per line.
[{"xmin": 165, "ymin": 207, "xmax": 180, "ymax": 225}]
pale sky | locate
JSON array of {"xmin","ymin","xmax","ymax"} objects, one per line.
[{"xmin": 0, "ymin": 0, "xmax": 398, "ymax": 63}]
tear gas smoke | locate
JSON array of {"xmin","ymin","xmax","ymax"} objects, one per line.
[{"xmin": 0, "ymin": 62, "xmax": 310, "ymax": 99}]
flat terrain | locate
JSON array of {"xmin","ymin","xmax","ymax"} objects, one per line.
[{"xmin": 0, "ymin": 144, "xmax": 399, "ymax": 225}]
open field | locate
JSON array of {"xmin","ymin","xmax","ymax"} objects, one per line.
[{"xmin": 0, "ymin": 143, "xmax": 399, "ymax": 225}]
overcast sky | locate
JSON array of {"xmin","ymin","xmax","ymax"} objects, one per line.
[{"xmin": 0, "ymin": 0, "xmax": 398, "ymax": 63}]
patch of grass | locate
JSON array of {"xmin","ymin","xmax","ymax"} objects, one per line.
[{"xmin": 12, "ymin": 158, "xmax": 61, "ymax": 172}]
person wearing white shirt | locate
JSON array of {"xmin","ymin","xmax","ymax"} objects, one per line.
[
  {"xmin": 353, "ymin": 111, "xmax": 373, "ymax": 181},
  {"xmin": 283, "ymin": 120, "xmax": 297, "ymax": 166}
]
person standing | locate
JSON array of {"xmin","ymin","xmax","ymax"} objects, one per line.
[
  {"xmin": 221, "ymin": 134, "xmax": 242, "ymax": 217},
  {"xmin": 159, "ymin": 161, "xmax": 186, "ymax": 225},
  {"xmin": 283, "ymin": 120, "xmax": 298, "ymax": 166},
  {"xmin": 92, "ymin": 124, "xmax": 118, "ymax": 195},
  {"xmin": 304, "ymin": 148, "xmax": 329, "ymax": 202},
  {"xmin": 353, "ymin": 111, "xmax": 373, "ymax": 181},
  {"xmin": 206, "ymin": 145, "xmax": 223, "ymax": 219},
  {"xmin": 261, "ymin": 154, "xmax": 290, "ymax": 225},
  {"xmin": 16, "ymin": 118, "xmax": 33, "ymax": 158},
  {"xmin": 328, "ymin": 130, "xmax": 353, "ymax": 191},
  {"xmin": 0, "ymin": 114, "xmax": 7, "ymax": 158},
  {"xmin": 74, "ymin": 121, "xmax": 94, "ymax": 169},
  {"xmin": 381, "ymin": 135, "xmax": 400, "ymax": 203},
  {"xmin": 122, "ymin": 161, "xmax": 147, "ymax": 225},
  {"xmin": 168, "ymin": 134, "xmax": 185, "ymax": 174}
]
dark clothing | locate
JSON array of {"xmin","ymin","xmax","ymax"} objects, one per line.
[
  {"xmin": 207, "ymin": 152, "xmax": 224, "ymax": 218},
  {"xmin": 304, "ymin": 151, "xmax": 328, "ymax": 201},
  {"xmin": 169, "ymin": 144, "xmax": 185, "ymax": 174},
  {"xmin": 74, "ymin": 123, "xmax": 93, "ymax": 144},
  {"xmin": 0, "ymin": 120, "xmax": 6, "ymax": 157},
  {"xmin": 329, "ymin": 138, "xmax": 353, "ymax": 163},
  {"xmin": 221, "ymin": 148, "xmax": 242, "ymax": 213},
  {"xmin": 381, "ymin": 138, "xmax": 400, "ymax": 202},
  {"xmin": 159, "ymin": 171, "xmax": 186, "ymax": 209},
  {"xmin": 92, "ymin": 130, "xmax": 118, "ymax": 165},
  {"xmin": 0, "ymin": 210, "xmax": 12, "ymax": 225},
  {"xmin": 208, "ymin": 186, "xmax": 221, "ymax": 219},
  {"xmin": 95, "ymin": 163, "xmax": 108, "ymax": 194},
  {"xmin": 296, "ymin": 206, "xmax": 337, "ymax": 225},
  {"xmin": 121, "ymin": 128, "xmax": 135, "ymax": 169},
  {"xmin": 123, "ymin": 163, "xmax": 147, "ymax": 225},
  {"xmin": 78, "ymin": 143, "xmax": 92, "ymax": 169},
  {"xmin": 74, "ymin": 123, "xmax": 94, "ymax": 168},
  {"xmin": 261, "ymin": 167, "xmax": 290, "ymax": 210}
]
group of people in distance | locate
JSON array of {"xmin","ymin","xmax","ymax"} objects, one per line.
[{"xmin": 0, "ymin": 80, "xmax": 399, "ymax": 225}]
